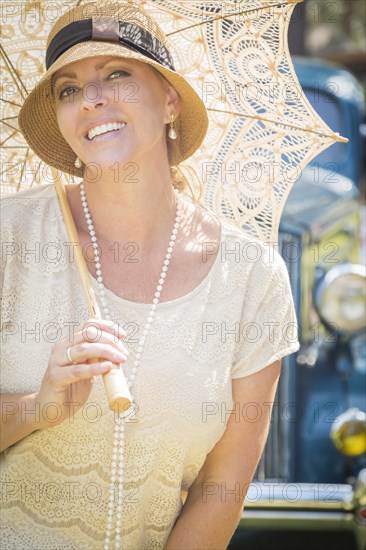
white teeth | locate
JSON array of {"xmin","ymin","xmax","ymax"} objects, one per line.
[{"xmin": 87, "ymin": 122, "xmax": 126, "ymax": 140}]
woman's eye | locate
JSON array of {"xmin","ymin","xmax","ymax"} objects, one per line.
[
  {"xmin": 56, "ymin": 71, "xmax": 131, "ymax": 98},
  {"xmin": 109, "ymin": 70, "xmax": 130, "ymax": 79},
  {"xmin": 58, "ymin": 86, "xmax": 79, "ymax": 99}
]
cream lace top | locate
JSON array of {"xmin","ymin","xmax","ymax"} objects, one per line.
[{"xmin": 1, "ymin": 184, "xmax": 300, "ymax": 549}]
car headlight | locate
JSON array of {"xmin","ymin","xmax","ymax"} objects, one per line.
[
  {"xmin": 314, "ymin": 264, "xmax": 366, "ymax": 333},
  {"xmin": 331, "ymin": 408, "xmax": 366, "ymax": 456}
]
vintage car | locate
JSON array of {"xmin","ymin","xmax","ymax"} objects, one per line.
[{"xmin": 230, "ymin": 58, "xmax": 366, "ymax": 550}]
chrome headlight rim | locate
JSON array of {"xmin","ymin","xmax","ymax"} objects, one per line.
[{"xmin": 314, "ymin": 263, "xmax": 366, "ymax": 334}]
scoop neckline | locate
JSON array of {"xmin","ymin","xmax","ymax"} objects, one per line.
[{"xmin": 54, "ymin": 184, "xmax": 223, "ymax": 309}]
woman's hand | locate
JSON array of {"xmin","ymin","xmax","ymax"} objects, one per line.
[{"xmin": 37, "ymin": 319, "xmax": 129, "ymax": 429}]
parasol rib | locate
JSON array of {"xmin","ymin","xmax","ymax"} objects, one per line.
[
  {"xmin": 166, "ymin": 0, "xmax": 304, "ymax": 37},
  {"xmin": 1, "ymin": 99, "xmax": 23, "ymax": 109},
  {"xmin": 0, "ymin": 46, "xmax": 28, "ymax": 99},
  {"xmin": 207, "ymin": 107, "xmax": 349, "ymax": 143},
  {"xmin": 1, "ymin": 131, "xmax": 18, "ymax": 148}
]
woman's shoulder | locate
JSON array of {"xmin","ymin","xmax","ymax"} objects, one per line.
[
  {"xmin": 1, "ymin": 184, "xmax": 59, "ymax": 226},
  {"xmin": 194, "ymin": 200, "xmax": 285, "ymax": 274},
  {"xmin": 1, "ymin": 183, "xmax": 56, "ymax": 204}
]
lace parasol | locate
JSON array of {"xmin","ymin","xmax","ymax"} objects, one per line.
[{"xmin": 1, "ymin": 0, "xmax": 347, "ymax": 242}]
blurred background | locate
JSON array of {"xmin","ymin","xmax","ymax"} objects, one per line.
[
  {"xmin": 289, "ymin": 0, "xmax": 365, "ymax": 261},
  {"xmin": 288, "ymin": 0, "xmax": 365, "ymax": 81},
  {"xmin": 231, "ymin": 3, "xmax": 366, "ymax": 548}
]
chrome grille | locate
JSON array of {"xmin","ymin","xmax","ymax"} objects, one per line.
[{"xmin": 254, "ymin": 231, "xmax": 301, "ymax": 482}]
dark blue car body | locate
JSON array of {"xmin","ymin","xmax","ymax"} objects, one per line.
[{"xmin": 232, "ymin": 57, "xmax": 366, "ymax": 550}]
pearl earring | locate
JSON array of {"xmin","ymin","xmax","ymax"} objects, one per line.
[
  {"xmin": 168, "ymin": 113, "xmax": 177, "ymax": 140},
  {"xmin": 74, "ymin": 157, "xmax": 82, "ymax": 169}
]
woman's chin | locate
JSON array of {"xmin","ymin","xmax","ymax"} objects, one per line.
[{"xmin": 81, "ymin": 154, "xmax": 137, "ymax": 181}]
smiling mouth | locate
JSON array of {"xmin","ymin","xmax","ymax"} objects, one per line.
[{"xmin": 87, "ymin": 122, "xmax": 126, "ymax": 140}]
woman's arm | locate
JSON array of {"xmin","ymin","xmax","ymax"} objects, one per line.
[
  {"xmin": 0, "ymin": 319, "xmax": 129, "ymax": 454},
  {"xmin": 0, "ymin": 393, "xmax": 43, "ymax": 453},
  {"xmin": 165, "ymin": 359, "xmax": 281, "ymax": 550}
]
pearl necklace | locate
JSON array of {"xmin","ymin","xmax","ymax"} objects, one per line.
[{"xmin": 79, "ymin": 182, "xmax": 183, "ymax": 549}]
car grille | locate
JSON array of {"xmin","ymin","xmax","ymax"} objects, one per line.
[{"xmin": 254, "ymin": 231, "xmax": 301, "ymax": 482}]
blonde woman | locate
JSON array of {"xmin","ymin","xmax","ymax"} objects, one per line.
[{"xmin": 0, "ymin": 2, "xmax": 299, "ymax": 548}]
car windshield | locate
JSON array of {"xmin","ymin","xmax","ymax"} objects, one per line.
[{"xmin": 303, "ymin": 88, "xmax": 347, "ymax": 166}]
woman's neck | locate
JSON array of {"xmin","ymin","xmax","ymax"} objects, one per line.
[{"xmin": 66, "ymin": 165, "xmax": 181, "ymax": 250}]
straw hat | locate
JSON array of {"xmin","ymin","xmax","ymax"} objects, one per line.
[{"xmin": 18, "ymin": 0, "xmax": 209, "ymax": 177}]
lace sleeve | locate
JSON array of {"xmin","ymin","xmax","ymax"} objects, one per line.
[
  {"xmin": 231, "ymin": 248, "xmax": 300, "ymax": 379},
  {"xmin": 0, "ymin": 200, "xmax": 15, "ymax": 309}
]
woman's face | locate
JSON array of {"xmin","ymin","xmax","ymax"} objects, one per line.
[{"xmin": 53, "ymin": 55, "xmax": 180, "ymax": 171}]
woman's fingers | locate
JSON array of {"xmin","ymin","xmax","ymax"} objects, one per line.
[
  {"xmin": 42, "ymin": 360, "xmax": 114, "ymax": 396},
  {"xmin": 76, "ymin": 319, "xmax": 127, "ymax": 343},
  {"xmin": 74, "ymin": 320, "xmax": 128, "ymax": 350},
  {"xmin": 54, "ymin": 318, "xmax": 129, "ymax": 367},
  {"xmin": 65, "ymin": 361, "xmax": 114, "ymax": 383},
  {"xmin": 62, "ymin": 341, "xmax": 129, "ymax": 367}
]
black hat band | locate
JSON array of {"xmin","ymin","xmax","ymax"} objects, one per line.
[{"xmin": 46, "ymin": 17, "xmax": 175, "ymax": 71}]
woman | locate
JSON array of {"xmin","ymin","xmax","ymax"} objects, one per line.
[{"xmin": 0, "ymin": 1, "xmax": 300, "ymax": 549}]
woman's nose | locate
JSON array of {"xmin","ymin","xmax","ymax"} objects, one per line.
[{"xmin": 80, "ymin": 82, "xmax": 109, "ymax": 110}]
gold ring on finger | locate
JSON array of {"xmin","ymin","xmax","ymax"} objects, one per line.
[{"xmin": 66, "ymin": 346, "xmax": 78, "ymax": 365}]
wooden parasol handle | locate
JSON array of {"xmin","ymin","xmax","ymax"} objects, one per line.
[{"xmin": 53, "ymin": 176, "xmax": 132, "ymax": 413}]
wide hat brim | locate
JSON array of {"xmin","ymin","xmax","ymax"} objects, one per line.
[{"xmin": 18, "ymin": 40, "xmax": 209, "ymax": 177}]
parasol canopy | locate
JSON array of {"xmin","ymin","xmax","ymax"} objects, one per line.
[{"xmin": 1, "ymin": 0, "xmax": 347, "ymax": 243}]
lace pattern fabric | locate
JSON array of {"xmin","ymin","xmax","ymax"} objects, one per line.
[{"xmin": 0, "ymin": 184, "xmax": 299, "ymax": 548}]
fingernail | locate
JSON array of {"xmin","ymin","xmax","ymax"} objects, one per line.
[{"xmin": 115, "ymin": 351, "xmax": 127, "ymax": 361}]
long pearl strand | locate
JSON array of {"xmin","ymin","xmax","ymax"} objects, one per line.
[{"xmin": 79, "ymin": 182, "xmax": 183, "ymax": 549}]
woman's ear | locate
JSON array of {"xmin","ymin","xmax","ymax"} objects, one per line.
[{"xmin": 164, "ymin": 85, "xmax": 182, "ymax": 122}]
